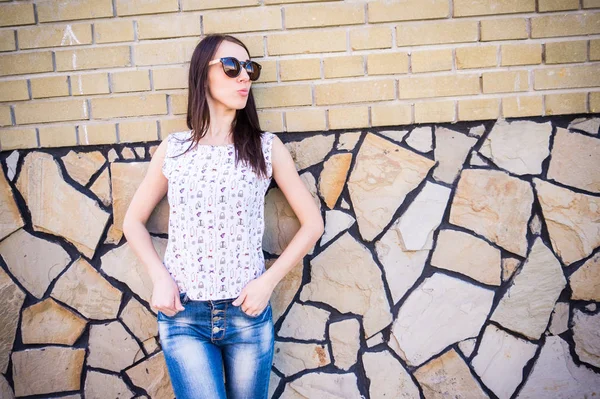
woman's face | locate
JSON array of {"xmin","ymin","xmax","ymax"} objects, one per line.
[{"xmin": 206, "ymin": 41, "xmax": 252, "ymax": 111}]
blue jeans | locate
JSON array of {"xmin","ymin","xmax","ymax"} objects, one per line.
[{"xmin": 157, "ymin": 292, "xmax": 275, "ymax": 399}]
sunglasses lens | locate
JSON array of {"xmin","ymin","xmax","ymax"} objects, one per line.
[
  {"xmin": 221, "ymin": 57, "xmax": 240, "ymax": 78},
  {"xmin": 247, "ymin": 62, "xmax": 261, "ymax": 81}
]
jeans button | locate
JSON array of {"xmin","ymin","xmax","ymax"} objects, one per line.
[{"xmin": 212, "ymin": 326, "xmax": 220, "ymax": 333}]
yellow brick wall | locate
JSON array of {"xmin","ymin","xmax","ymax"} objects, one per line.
[{"xmin": 0, "ymin": 0, "xmax": 599, "ymax": 150}]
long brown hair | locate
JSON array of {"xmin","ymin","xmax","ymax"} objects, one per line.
[{"xmin": 171, "ymin": 34, "xmax": 267, "ymax": 179}]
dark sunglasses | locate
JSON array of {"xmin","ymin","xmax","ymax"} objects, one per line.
[{"xmin": 208, "ymin": 57, "xmax": 262, "ymax": 81}]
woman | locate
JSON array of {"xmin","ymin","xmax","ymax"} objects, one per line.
[{"xmin": 122, "ymin": 34, "xmax": 324, "ymax": 399}]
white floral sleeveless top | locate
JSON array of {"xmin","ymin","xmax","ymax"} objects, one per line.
[{"xmin": 161, "ymin": 129, "xmax": 276, "ymax": 300}]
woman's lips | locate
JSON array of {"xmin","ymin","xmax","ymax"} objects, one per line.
[{"xmin": 237, "ymin": 89, "xmax": 249, "ymax": 96}]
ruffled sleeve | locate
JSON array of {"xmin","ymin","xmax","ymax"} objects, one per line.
[
  {"xmin": 161, "ymin": 131, "xmax": 190, "ymax": 180},
  {"xmin": 261, "ymin": 131, "xmax": 276, "ymax": 180}
]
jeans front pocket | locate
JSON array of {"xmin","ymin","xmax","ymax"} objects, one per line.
[{"xmin": 240, "ymin": 301, "xmax": 271, "ymax": 319}]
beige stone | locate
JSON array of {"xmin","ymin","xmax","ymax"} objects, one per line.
[
  {"xmin": 570, "ymin": 253, "xmax": 600, "ymax": 301},
  {"xmin": 108, "ymin": 148, "xmax": 119, "ymax": 162},
  {"xmin": 502, "ymin": 257, "xmax": 521, "ymax": 282},
  {"xmin": 0, "ymin": 268, "xmax": 26, "ymax": 374},
  {"xmin": 16, "ymin": 152, "xmax": 110, "ymax": 258},
  {"xmin": 379, "ymin": 129, "xmax": 409, "ymax": 144},
  {"xmin": 529, "ymin": 213, "xmax": 542, "ymax": 236},
  {"xmin": 0, "ymin": 375, "xmax": 13, "ymax": 399},
  {"xmin": 431, "ymin": 229, "xmax": 502, "ymax": 286},
  {"xmin": 321, "ymin": 210, "xmax": 355, "ymax": 246},
  {"xmin": 12, "ymin": 347, "xmax": 85, "ymax": 397},
  {"xmin": 547, "ymin": 128, "xmax": 600, "ymax": 193},
  {"xmin": 348, "ymin": 133, "xmax": 435, "ymax": 241},
  {"xmin": 104, "ymin": 223, "xmax": 122, "ymax": 245},
  {"xmin": 0, "ymin": 171, "xmax": 24, "ymax": 241},
  {"xmin": 329, "ymin": 319, "xmax": 360, "ymax": 371},
  {"xmin": 479, "ymin": 120, "xmax": 552, "ymax": 176},
  {"xmin": 0, "ymin": 229, "xmax": 70, "ymax": 299},
  {"xmin": 363, "ymin": 350, "xmax": 419, "ymax": 398},
  {"xmin": 319, "ymin": 153, "xmax": 352, "ymax": 209},
  {"xmin": 433, "ymin": 127, "xmax": 478, "ymax": 184},
  {"xmin": 269, "ymin": 372, "xmax": 280, "ymax": 399},
  {"xmin": 572, "ymin": 309, "xmax": 600, "ymax": 368},
  {"xmin": 337, "ymin": 132, "xmax": 361, "ymax": 150},
  {"xmin": 278, "ymin": 303, "xmax": 330, "ymax": 340},
  {"xmin": 84, "ymin": 370, "xmax": 134, "ymax": 399},
  {"xmin": 121, "ymin": 147, "xmax": 136, "ymax": 159},
  {"xmin": 491, "ymin": 238, "xmax": 566, "ymax": 340},
  {"xmin": 125, "ymin": 352, "xmax": 175, "ymax": 399},
  {"xmin": 280, "ymin": 372, "xmax": 361, "ymax": 399},
  {"xmin": 273, "ymin": 341, "xmax": 330, "ymax": 376},
  {"xmin": 300, "ymin": 232, "xmax": 392, "ymax": 338},
  {"xmin": 266, "ymin": 259, "xmax": 303, "ymax": 323},
  {"xmin": 285, "ymin": 135, "xmax": 334, "ymax": 170},
  {"xmin": 405, "ymin": 126, "xmax": 433, "ymax": 153},
  {"xmin": 534, "ymin": 178, "xmax": 600, "ymax": 265},
  {"xmin": 450, "ymin": 169, "xmax": 533, "ymax": 257},
  {"xmin": 111, "ymin": 162, "xmax": 169, "ymax": 236},
  {"xmin": 366, "ymin": 333, "xmax": 383, "ymax": 348},
  {"xmin": 569, "ymin": 117, "xmax": 600, "ymax": 135},
  {"xmin": 61, "ymin": 150, "xmax": 106, "ymax": 186},
  {"xmin": 88, "ymin": 321, "xmax": 141, "ymax": 372},
  {"xmin": 101, "ymin": 236, "xmax": 167, "ymax": 307},
  {"xmin": 549, "ymin": 302, "xmax": 569, "ymax": 336},
  {"xmin": 120, "ymin": 296, "xmax": 158, "ymax": 342},
  {"xmin": 458, "ymin": 338, "xmax": 477, "ymax": 358},
  {"xmin": 21, "ymin": 298, "xmax": 86, "ymax": 345},
  {"xmin": 51, "ymin": 257, "xmax": 122, "ymax": 320},
  {"xmin": 90, "ymin": 167, "xmax": 111, "ymax": 206},
  {"xmin": 414, "ymin": 349, "xmax": 489, "ymax": 399}
]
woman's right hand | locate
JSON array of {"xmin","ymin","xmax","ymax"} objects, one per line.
[{"xmin": 151, "ymin": 274, "xmax": 185, "ymax": 317}]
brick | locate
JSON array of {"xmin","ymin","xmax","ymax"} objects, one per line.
[
  {"xmin": 39, "ymin": 125, "xmax": 77, "ymax": 148},
  {"xmin": 285, "ymin": 108, "xmax": 326, "ymax": 132},
  {"xmin": 170, "ymin": 93, "xmax": 187, "ymax": 115},
  {"xmin": 19, "ymin": 23, "xmax": 92, "ymax": 49},
  {"xmin": 532, "ymin": 13, "xmax": 600, "ymax": 38},
  {"xmin": 0, "ymin": 3, "xmax": 35, "ymax": 27},
  {"xmin": 158, "ymin": 117, "xmax": 189, "ymax": 139},
  {"xmin": 285, "ymin": 3, "xmax": 364, "ymax": 29},
  {"xmin": 95, "ymin": 20, "xmax": 135, "ymax": 44},
  {"xmin": 256, "ymin": 59, "xmax": 277, "ymax": 82},
  {"xmin": 78, "ymin": 123, "xmax": 117, "ymax": 145},
  {"xmin": 0, "ymin": 105, "xmax": 12, "ymax": 126},
  {"xmin": 315, "ymin": 79, "xmax": 395, "ymax": 105},
  {"xmin": 14, "ymin": 99, "xmax": 88, "ymax": 124},
  {"xmin": 267, "ymin": 29, "xmax": 347, "ymax": 55},
  {"xmin": 329, "ymin": 106, "xmax": 368, "ymax": 130},
  {"xmin": 482, "ymin": 70, "xmax": 528, "ymax": 93},
  {"xmin": 0, "ymin": 128, "xmax": 37, "ymax": 150},
  {"xmin": 30, "ymin": 76, "xmax": 69, "ymax": 99},
  {"xmin": 37, "ymin": 0, "xmax": 113, "ymax": 23},
  {"xmin": 111, "ymin": 70, "xmax": 151, "ymax": 93},
  {"xmin": 350, "ymin": 26, "xmax": 392, "ymax": 51},
  {"xmin": 368, "ymin": 0, "xmax": 449, "ymax": 23},
  {"xmin": 323, "ymin": 55, "xmax": 363, "ymax": 78},
  {"xmin": 456, "ymin": 46, "xmax": 497, "ymax": 69},
  {"xmin": 535, "ymin": 65, "xmax": 600, "ymax": 89},
  {"xmin": 55, "ymin": 46, "xmax": 131, "ymax": 72},
  {"xmin": 546, "ymin": 40, "xmax": 588, "ymax": 64},
  {"xmin": 182, "ymin": 0, "xmax": 259, "ymax": 11},
  {"xmin": 458, "ymin": 98, "xmax": 500, "ymax": 121},
  {"xmin": 453, "ymin": 0, "xmax": 534, "ymax": 16},
  {"xmin": 280, "ymin": 58, "xmax": 321, "ymax": 81},
  {"xmin": 0, "ymin": 29, "xmax": 16, "ymax": 51},
  {"xmin": 134, "ymin": 38, "xmax": 197, "ymax": 66},
  {"xmin": 367, "ymin": 52, "xmax": 409, "ymax": 75},
  {"xmin": 71, "ymin": 73, "xmax": 110, "ymax": 95},
  {"xmin": 119, "ymin": 120, "xmax": 158, "ymax": 143},
  {"xmin": 481, "ymin": 18, "xmax": 527, "ymax": 41},
  {"xmin": 0, "ymin": 80, "xmax": 28, "ymax": 102},
  {"xmin": 591, "ymin": 92, "xmax": 600, "ymax": 112},
  {"xmin": 502, "ymin": 95, "xmax": 543, "ymax": 117},
  {"xmin": 0, "ymin": 52, "xmax": 53, "ymax": 77},
  {"xmin": 371, "ymin": 103, "xmax": 412, "ymax": 126},
  {"xmin": 204, "ymin": 7, "xmax": 281, "ymax": 34},
  {"xmin": 232, "ymin": 34, "xmax": 265, "ymax": 57},
  {"xmin": 265, "ymin": 0, "xmax": 331, "ymax": 3},
  {"xmin": 257, "ymin": 111, "xmax": 283, "ymax": 133},
  {"xmin": 137, "ymin": 14, "xmax": 201, "ymax": 40},
  {"xmin": 538, "ymin": 0, "xmax": 580, "ymax": 12},
  {"xmin": 584, "ymin": 0, "xmax": 600, "ymax": 8},
  {"xmin": 115, "ymin": 0, "xmax": 178, "ymax": 16},
  {"xmin": 591, "ymin": 39, "xmax": 600, "ymax": 61},
  {"xmin": 411, "ymin": 49, "xmax": 453, "ymax": 73},
  {"xmin": 415, "ymin": 100, "xmax": 455, "ymax": 123},
  {"xmin": 545, "ymin": 93, "xmax": 587, "ymax": 115},
  {"xmin": 396, "ymin": 20, "xmax": 478, "ymax": 47},
  {"xmin": 91, "ymin": 93, "xmax": 167, "ymax": 118},
  {"xmin": 253, "ymin": 85, "xmax": 312, "ymax": 108},
  {"xmin": 398, "ymin": 75, "xmax": 480, "ymax": 99},
  {"xmin": 501, "ymin": 43, "xmax": 542, "ymax": 66}
]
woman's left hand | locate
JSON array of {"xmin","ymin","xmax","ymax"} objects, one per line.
[{"xmin": 232, "ymin": 274, "xmax": 276, "ymax": 316}]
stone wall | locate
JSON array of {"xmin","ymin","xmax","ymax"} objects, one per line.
[{"xmin": 1, "ymin": 114, "xmax": 599, "ymax": 398}]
